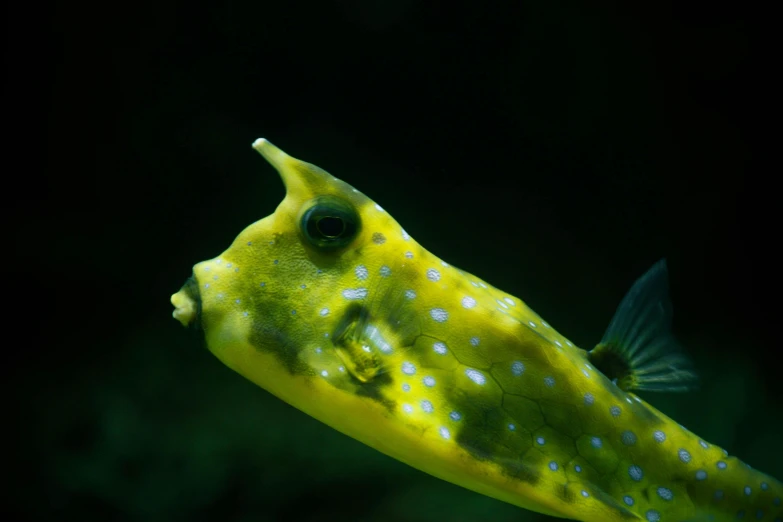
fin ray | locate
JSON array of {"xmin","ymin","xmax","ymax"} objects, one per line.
[{"xmin": 589, "ymin": 259, "xmax": 699, "ymax": 393}]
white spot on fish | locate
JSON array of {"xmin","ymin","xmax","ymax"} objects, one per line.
[
  {"xmin": 584, "ymin": 392, "xmax": 595, "ymax": 406},
  {"xmin": 745, "ymin": 486, "xmax": 752, "ymax": 496},
  {"xmin": 405, "ymin": 251, "xmax": 413, "ymax": 259},
  {"xmin": 449, "ymin": 411, "xmax": 462, "ymax": 421},
  {"xmin": 430, "ymin": 308, "xmax": 449, "ymax": 322},
  {"xmin": 646, "ymin": 510, "xmax": 660, "ymax": 522},
  {"xmin": 504, "ymin": 297, "xmax": 515, "ymax": 306},
  {"xmin": 465, "ymin": 368, "xmax": 486, "ymax": 385},
  {"xmin": 470, "ymin": 336, "xmax": 480, "ymax": 347},
  {"xmin": 623, "ymin": 496, "xmax": 634, "ymax": 506},
  {"xmin": 362, "ymin": 345, "xmax": 371, "ymax": 353},
  {"xmin": 610, "ymin": 406, "xmax": 621, "ymax": 417},
  {"xmin": 575, "ymin": 465, "xmax": 582, "ymax": 473},
  {"xmin": 314, "ymin": 347, "xmax": 322, "ymax": 354},
  {"xmin": 401, "ymin": 229, "xmax": 410, "ymax": 241},
  {"xmin": 566, "ymin": 341, "xmax": 573, "ymax": 347},
  {"xmin": 696, "ymin": 470, "xmax": 708, "ymax": 481},
  {"xmin": 554, "ymin": 340, "xmax": 563, "ymax": 347},
  {"xmin": 321, "ymin": 370, "xmax": 328, "ymax": 377},
  {"xmin": 319, "ymin": 308, "xmax": 330, "ymax": 316},
  {"xmin": 374, "ymin": 203, "xmax": 384, "ymax": 212},
  {"xmin": 581, "ymin": 490, "xmax": 589, "ymax": 498},
  {"xmin": 717, "ymin": 461, "xmax": 727, "ymax": 470},
  {"xmin": 405, "ymin": 289, "xmax": 416, "ymax": 299},
  {"xmin": 496, "ymin": 299, "xmax": 508, "ymax": 309},
  {"xmin": 528, "ymin": 321, "xmax": 537, "ymax": 328},
  {"xmin": 591, "ymin": 437, "xmax": 602, "ymax": 449},
  {"xmin": 508, "ymin": 423, "xmax": 516, "ymax": 431},
  {"xmin": 380, "ymin": 265, "xmax": 391, "ymax": 277},
  {"xmin": 629, "ymin": 465, "xmax": 643, "ymax": 481},
  {"xmin": 420, "ymin": 400, "xmax": 434, "ymax": 413},
  {"xmin": 426, "ymin": 268, "xmax": 441, "ymax": 282},
  {"xmin": 204, "ymin": 283, "xmax": 210, "ymax": 289},
  {"xmin": 511, "ymin": 361, "xmax": 525, "ymax": 376},
  {"xmin": 235, "ymin": 298, "xmax": 241, "ymax": 304},
  {"xmin": 441, "ymin": 260, "xmax": 449, "ymax": 267},
  {"xmin": 657, "ymin": 487, "xmax": 673, "ymax": 501},
  {"xmin": 699, "ymin": 440, "xmax": 710, "ymax": 449},
  {"xmin": 439, "ymin": 426, "xmax": 450, "ymax": 439},
  {"xmin": 761, "ymin": 482, "xmax": 769, "ymax": 491},
  {"xmin": 461, "ymin": 296, "xmax": 477, "ymax": 309},
  {"xmin": 342, "ymin": 288, "xmax": 368, "ymax": 300},
  {"xmin": 470, "ymin": 281, "xmax": 480, "ymax": 287},
  {"xmin": 433, "ymin": 341, "xmax": 448, "ymax": 355},
  {"xmin": 548, "ymin": 461, "xmax": 558, "ymax": 471},
  {"xmin": 338, "ymin": 366, "xmax": 345, "ymax": 372},
  {"xmin": 355, "ymin": 265, "xmax": 369, "ymax": 280},
  {"xmin": 622, "ymin": 431, "xmax": 637, "ymax": 446},
  {"xmin": 679, "ymin": 449, "xmax": 692, "ymax": 463},
  {"xmin": 402, "ymin": 383, "xmax": 410, "ymax": 392},
  {"xmin": 423, "ymin": 376, "xmax": 436, "ymax": 387},
  {"xmin": 536, "ymin": 437, "xmax": 545, "ymax": 445},
  {"xmin": 582, "ymin": 369, "xmax": 590, "ymax": 378},
  {"xmin": 402, "ymin": 404, "xmax": 413, "ymax": 414},
  {"xmin": 402, "ymin": 362, "xmax": 416, "ymax": 375},
  {"xmin": 714, "ymin": 490, "xmax": 725, "ymax": 501},
  {"xmin": 242, "ymin": 311, "xmax": 248, "ymax": 317},
  {"xmin": 653, "ymin": 430, "xmax": 666, "ymax": 443},
  {"xmin": 544, "ymin": 376, "xmax": 555, "ymax": 387}
]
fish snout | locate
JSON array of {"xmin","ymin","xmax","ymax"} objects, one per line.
[{"xmin": 171, "ymin": 275, "xmax": 201, "ymax": 327}]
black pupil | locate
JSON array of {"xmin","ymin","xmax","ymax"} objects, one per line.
[{"xmin": 316, "ymin": 216, "xmax": 345, "ymax": 238}]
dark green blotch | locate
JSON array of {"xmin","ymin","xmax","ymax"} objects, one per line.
[
  {"xmin": 554, "ymin": 484, "xmax": 575, "ymax": 504},
  {"xmin": 589, "ymin": 486, "xmax": 639, "ymax": 520},
  {"xmin": 249, "ymin": 320, "xmax": 311, "ymax": 376},
  {"xmin": 353, "ymin": 370, "xmax": 394, "ymax": 410},
  {"xmin": 452, "ymin": 399, "xmax": 540, "ymax": 484}
]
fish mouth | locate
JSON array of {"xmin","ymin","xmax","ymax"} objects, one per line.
[{"xmin": 171, "ymin": 275, "xmax": 202, "ymax": 328}]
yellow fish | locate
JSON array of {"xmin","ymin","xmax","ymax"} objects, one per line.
[{"xmin": 171, "ymin": 139, "xmax": 781, "ymax": 522}]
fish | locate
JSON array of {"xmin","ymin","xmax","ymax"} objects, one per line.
[{"xmin": 171, "ymin": 138, "xmax": 782, "ymax": 522}]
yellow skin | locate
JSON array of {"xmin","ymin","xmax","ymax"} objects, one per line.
[{"xmin": 172, "ymin": 139, "xmax": 782, "ymax": 522}]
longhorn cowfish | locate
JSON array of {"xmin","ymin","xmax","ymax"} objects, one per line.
[{"xmin": 171, "ymin": 139, "xmax": 781, "ymax": 522}]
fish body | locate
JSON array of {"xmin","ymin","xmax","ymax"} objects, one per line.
[{"xmin": 171, "ymin": 139, "xmax": 781, "ymax": 522}]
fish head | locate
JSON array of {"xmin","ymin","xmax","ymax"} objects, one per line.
[{"xmin": 170, "ymin": 138, "xmax": 414, "ymax": 385}]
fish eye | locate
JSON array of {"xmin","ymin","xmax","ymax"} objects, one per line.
[
  {"xmin": 316, "ymin": 216, "xmax": 345, "ymax": 238},
  {"xmin": 301, "ymin": 196, "xmax": 360, "ymax": 249}
]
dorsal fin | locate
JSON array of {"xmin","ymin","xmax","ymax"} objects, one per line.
[{"xmin": 588, "ymin": 259, "xmax": 699, "ymax": 393}]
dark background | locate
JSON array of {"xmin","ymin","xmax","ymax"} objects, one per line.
[{"xmin": 19, "ymin": 1, "xmax": 774, "ymax": 521}]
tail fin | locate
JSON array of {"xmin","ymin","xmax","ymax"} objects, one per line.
[{"xmin": 588, "ymin": 259, "xmax": 698, "ymax": 393}]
